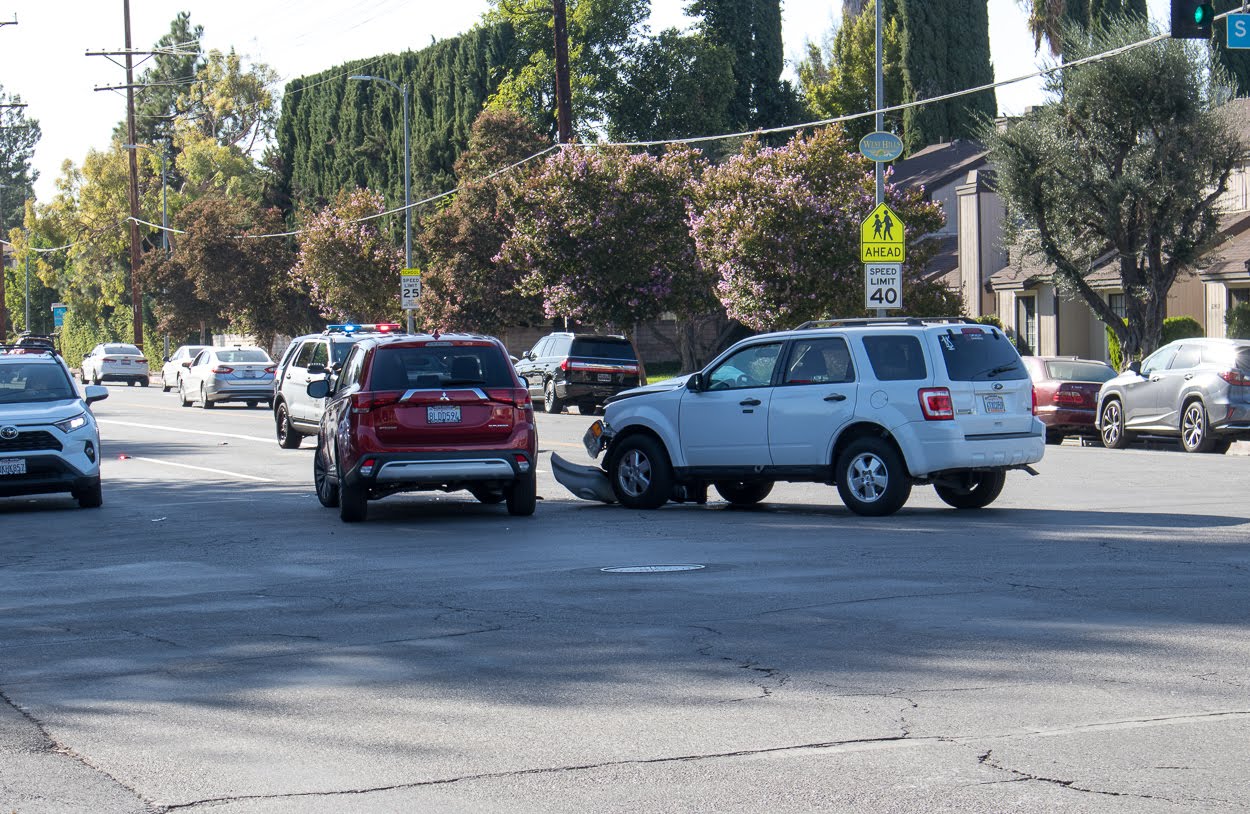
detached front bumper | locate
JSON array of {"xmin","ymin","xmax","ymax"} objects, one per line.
[{"xmin": 551, "ymin": 452, "xmax": 616, "ymax": 503}]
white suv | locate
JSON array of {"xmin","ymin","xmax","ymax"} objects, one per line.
[
  {"xmin": 552, "ymin": 318, "xmax": 1044, "ymax": 516},
  {"xmin": 0, "ymin": 349, "xmax": 109, "ymax": 508}
]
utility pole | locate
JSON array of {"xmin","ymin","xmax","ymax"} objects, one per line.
[
  {"xmin": 0, "ymin": 15, "xmax": 15, "ymax": 340},
  {"xmin": 874, "ymin": 0, "xmax": 885, "ymax": 318},
  {"xmin": 552, "ymin": 0, "xmax": 573, "ymax": 143}
]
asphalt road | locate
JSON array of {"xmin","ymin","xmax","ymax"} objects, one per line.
[{"xmin": 3, "ymin": 382, "xmax": 1249, "ymax": 813}]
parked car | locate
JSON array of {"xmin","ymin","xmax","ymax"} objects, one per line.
[
  {"xmin": 179, "ymin": 346, "xmax": 275, "ymax": 409},
  {"xmin": 0, "ymin": 349, "xmax": 108, "ymax": 508},
  {"xmin": 272, "ymin": 323, "xmax": 401, "ymax": 449},
  {"xmin": 7, "ymin": 333, "xmax": 58, "ymax": 356},
  {"xmin": 1097, "ymin": 337, "xmax": 1250, "ymax": 453},
  {"xmin": 307, "ymin": 332, "xmax": 537, "ymax": 522},
  {"xmin": 514, "ymin": 332, "xmax": 644, "ymax": 415},
  {"xmin": 553, "ymin": 317, "xmax": 1044, "ymax": 517},
  {"xmin": 160, "ymin": 345, "xmax": 211, "ymax": 393},
  {"xmin": 1021, "ymin": 356, "xmax": 1117, "ymax": 445},
  {"xmin": 80, "ymin": 343, "xmax": 149, "ymax": 386}
]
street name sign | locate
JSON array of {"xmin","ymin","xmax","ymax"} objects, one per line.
[
  {"xmin": 864, "ymin": 263, "xmax": 902, "ymax": 310},
  {"xmin": 860, "ymin": 202, "xmax": 906, "ymax": 263},
  {"xmin": 859, "ymin": 131, "xmax": 904, "ymax": 163},
  {"xmin": 401, "ymin": 270, "xmax": 422, "ymax": 309},
  {"xmin": 1229, "ymin": 13, "xmax": 1250, "ymax": 48},
  {"xmin": 51, "ymin": 302, "xmax": 68, "ymax": 328}
]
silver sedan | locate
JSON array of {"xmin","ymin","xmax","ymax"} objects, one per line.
[{"xmin": 179, "ymin": 347, "xmax": 275, "ymax": 409}]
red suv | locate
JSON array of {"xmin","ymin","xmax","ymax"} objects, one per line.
[{"xmin": 307, "ymin": 333, "xmax": 538, "ymax": 522}]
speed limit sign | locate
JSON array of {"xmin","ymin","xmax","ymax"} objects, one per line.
[
  {"xmin": 864, "ymin": 263, "xmax": 902, "ymax": 310},
  {"xmin": 401, "ymin": 271, "xmax": 422, "ymax": 309}
]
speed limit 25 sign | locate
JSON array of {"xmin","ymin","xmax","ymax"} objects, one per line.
[
  {"xmin": 864, "ymin": 263, "xmax": 902, "ymax": 310},
  {"xmin": 401, "ymin": 272, "xmax": 422, "ymax": 309}
]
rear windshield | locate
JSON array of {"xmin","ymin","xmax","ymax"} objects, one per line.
[
  {"xmin": 368, "ymin": 345, "xmax": 514, "ymax": 390},
  {"xmin": 0, "ymin": 363, "xmax": 74, "ymax": 403},
  {"xmin": 1239, "ymin": 348, "xmax": 1250, "ymax": 372},
  {"xmin": 570, "ymin": 338, "xmax": 636, "ymax": 360},
  {"xmin": 106, "ymin": 344, "xmax": 142, "ymax": 356},
  {"xmin": 1044, "ymin": 360, "xmax": 1116, "ymax": 383},
  {"xmin": 217, "ymin": 350, "xmax": 271, "ymax": 363},
  {"xmin": 936, "ymin": 329, "xmax": 1028, "ymax": 381}
]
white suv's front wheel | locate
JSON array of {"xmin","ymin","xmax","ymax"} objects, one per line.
[
  {"xmin": 835, "ymin": 438, "xmax": 911, "ymax": 517},
  {"xmin": 609, "ymin": 435, "xmax": 672, "ymax": 509}
]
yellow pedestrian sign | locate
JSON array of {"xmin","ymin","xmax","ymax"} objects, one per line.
[{"xmin": 860, "ymin": 203, "xmax": 906, "ymax": 263}]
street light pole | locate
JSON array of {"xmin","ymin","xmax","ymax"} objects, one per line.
[{"xmin": 349, "ymin": 74, "xmax": 413, "ymax": 333}]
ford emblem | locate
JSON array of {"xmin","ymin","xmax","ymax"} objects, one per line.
[
  {"xmin": 0, "ymin": 425, "xmax": 18, "ymax": 440},
  {"xmin": 993, "ymin": 382, "xmax": 1004, "ymax": 391}
]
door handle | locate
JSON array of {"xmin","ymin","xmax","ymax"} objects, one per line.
[
  {"xmin": 823, "ymin": 393, "xmax": 847, "ymax": 402},
  {"xmin": 739, "ymin": 398, "xmax": 762, "ymax": 406}
]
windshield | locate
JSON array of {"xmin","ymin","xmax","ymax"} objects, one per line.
[
  {"xmin": 106, "ymin": 344, "xmax": 142, "ymax": 356},
  {"xmin": 1044, "ymin": 360, "xmax": 1116, "ymax": 383},
  {"xmin": 217, "ymin": 350, "xmax": 271, "ymax": 364},
  {"xmin": 938, "ymin": 329, "xmax": 1028, "ymax": 381},
  {"xmin": 570, "ymin": 338, "xmax": 636, "ymax": 360},
  {"xmin": 0, "ymin": 363, "xmax": 75, "ymax": 403}
]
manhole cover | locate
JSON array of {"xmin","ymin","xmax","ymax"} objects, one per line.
[{"xmin": 600, "ymin": 564, "xmax": 706, "ymax": 573}]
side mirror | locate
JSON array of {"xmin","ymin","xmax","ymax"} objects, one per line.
[
  {"xmin": 82, "ymin": 353, "xmax": 91, "ymax": 360},
  {"xmin": 307, "ymin": 379, "xmax": 331, "ymax": 399},
  {"xmin": 84, "ymin": 384, "xmax": 109, "ymax": 405},
  {"xmin": 162, "ymin": 356, "xmax": 171, "ymax": 363},
  {"xmin": 688, "ymin": 372, "xmax": 706, "ymax": 392},
  {"xmin": 181, "ymin": 360, "xmax": 192, "ymax": 368},
  {"xmin": 1127, "ymin": 360, "xmax": 1142, "ymax": 375},
  {"xmin": 307, "ymin": 363, "xmax": 326, "ymax": 375}
]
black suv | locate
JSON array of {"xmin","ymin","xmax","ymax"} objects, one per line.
[
  {"xmin": 515, "ymin": 333, "xmax": 644, "ymax": 414},
  {"xmin": 272, "ymin": 323, "xmax": 401, "ymax": 448}
]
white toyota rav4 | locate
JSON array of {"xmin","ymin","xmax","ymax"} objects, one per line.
[{"xmin": 552, "ymin": 317, "xmax": 1044, "ymax": 516}]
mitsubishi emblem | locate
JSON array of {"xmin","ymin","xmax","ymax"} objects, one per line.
[{"xmin": 440, "ymin": 392, "xmax": 450, "ymax": 402}]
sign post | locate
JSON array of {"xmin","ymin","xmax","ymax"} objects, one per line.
[
  {"xmin": 400, "ymin": 269, "xmax": 422, "ymax": 333},
  {"xmin": 861, "ymin": 203, "xmax": 906, "ymax": 312}
]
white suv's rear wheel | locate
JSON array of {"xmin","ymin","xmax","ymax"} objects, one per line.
[{"xmin": 835, "ymin": 438, "xmax": 911, "ymax": 517}]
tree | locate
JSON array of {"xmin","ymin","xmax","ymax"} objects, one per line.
[
  {"xmin": 500, "ymin": 145, "xmax": 715, "ymax": 338},
  {"xmin": 689, "ymin": 127, "xmax": 949, "ymax": 332},
  {"xmin": 0, "ymin": 84, "xmax": 39, "ymax": 232},
  {"xmin": 1018, "ymin": 0, "xmax": 1145, "ymax": 57},
  {"xmin": 898, "ymin": 0, "xmax": 997, "ymax": 151},
  {"xmin": 291, "ymin": 189, "xmax": 403, "ymax": 322},
  {"xmin": 798, "ymin": 0, "xmax": 905, "ymax": 147},
  {"xmin": 985, "ymin": 20, "xmax": 1242, "ymax": 363},
  {"xmin": 132, "ymin": 12, "xmax": 205, "ymax": 148},
  {"xmin": 418, "ymin": 110, "xmax": 550, "ymax": 333}
]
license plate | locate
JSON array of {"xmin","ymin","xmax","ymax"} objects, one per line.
[
  {"xmin": 240, "ymin": 370, "xmax": 256, "ymax": 378},
  {"xmin": 427, "ymin": 405, "xmax": 461, "ymax": 424},
  {"xmin": 583, "ymin": 420, "xmax": 605, "ymax": 457},
  {"xmin": 0, "ymin": 458, "xmax": 26, "ymax": 476},
  {"xmin": 983, "ymin": 394, "xmax": 1005, "ymax": 413},
  {"xmin": 597, "ymin": 373, "xmax": 612, "ymax": 382},
  {"xmin": 119, "ymin": 360, "xmax": 131, "ymax": 365}
]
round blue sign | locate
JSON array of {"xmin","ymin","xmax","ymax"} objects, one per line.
[{"xmin": 859, "ymin": 131, "xmax": 904, "ymax": 163}]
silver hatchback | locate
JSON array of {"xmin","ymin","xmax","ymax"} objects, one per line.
[{"xmin": 1096, "ymin": 338, "xmax": 1250, "ymax": 453}]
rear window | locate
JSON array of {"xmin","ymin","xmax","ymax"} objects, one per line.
[
  {"xmin": 217, "ymin": 349, "xmax": 271, "ymax": 363},
  {"xmin": 368, "ymin": 345, "xmax": 514, "ymax": 390},
  {"xmin": 569, "ymin": 338, "xmax": 636, "ymax": 360},
  {"xmin": 936, "ymin": 329, "xmax": 1028, "ymax": 381},
  {"xmin": 863, "ymin": 335, "xmax": 928, "ymax": 381},
  {"xmin": 1044, "ymin": 360, "xmax": 1116, "ymax": 383},
  {"xmin": 1238, "ymin": 348, "xmax": 1250, "ymax": 372},
  {"xmin": 106, "ymin": 344, "xmax": 142, "ymax": 356}
]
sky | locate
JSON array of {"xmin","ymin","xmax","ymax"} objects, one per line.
[{"xmin": 1, "ymin": 0, "xmax": 1171, "ymax": 203}]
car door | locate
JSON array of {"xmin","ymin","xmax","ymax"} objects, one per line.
[
  {"xmin": 1153, "ymin": 343, "xmax": 1203, "ymax": 428},
  {"xmin": 769, "ymin": 336, "xmax": 859, "ymax": 467},
  {"xmin": 1125, "ymin": 345, "xmax": 1178, "ymax": 429},
  {"xmin": 85, "ymin": 346, "xmax": 102, "ymax": 379},
  {"xmin": 283, "ymin": 340, "xmax": 316, "ymax": 421},
  {"xmin": 679, "ymin": 341, "xmax": 783, "ymax": 469},
  {"xmin": 325, "ymin": 345, "xmax": 367, "ymax": 472},
  {"xmin": 519, "ymin": 338, "xmax": 548, "ymax": 399},
  {"xmin": 184, "ymin": 350, "xmax": 211, "ymax": 395}
]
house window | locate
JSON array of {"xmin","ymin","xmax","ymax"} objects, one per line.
[
  {"xmin": 1230, "ymin": 288, "xmax": 1250, "ymax": 308},
  {"xmin": 1017, "ymin": 295, "xmax": 1038, "ymax": 355},
  {"xmin": 1108, "ymin": 293, "xmax": 1127, "ymax": 319}
]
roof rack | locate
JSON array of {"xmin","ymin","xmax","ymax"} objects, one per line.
[
  {"xmin": 0, "ymin": 345, "xmax": 58, "ymax": 357},
  {"xmin": 794, "ymin": 316, "xmax": 980, "ymax": 330}
]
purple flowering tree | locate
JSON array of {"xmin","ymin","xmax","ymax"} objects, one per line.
[
  {"xmin": 291, "ymin": 188, "xmax": 403, "ymax": 322},
  {"xmin": 689, "ymin": 127, "xmax": 951, "ymax": 332},
  {"xmin": 501, "ymin": 145, "xmax": 716, "ymax": 341}
]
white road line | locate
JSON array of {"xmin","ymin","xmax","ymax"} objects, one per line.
[
  {"xmin": 121, "ymin": 456, "xmax": 272, "ymax": 482},
  {"xmin": 97, "ymin": 419, "xmax": 274, "ymax": 444}
]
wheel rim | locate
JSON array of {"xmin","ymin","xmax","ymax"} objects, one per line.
[
  {"xmin": 617, "ymin": 449, "xmax": 652, "ymax": 498},
  {"xmin": 277, "ymin": 406, "xmax": 289, "ymax": 442},
  {"xmin": 545, "ymin": 384, "xmax": 555, "ymax": 410},
  {"xmin": 1182, "ymin": 403, "xmax": 1205, "ymax": 449},
  {"xmin": 314, "ymin": 448, "xmax": 330, "ymax": 498},
  {"xmin": 848, "ymin": 452, "xmax": 888, "ymax": 503},
  {"xmin": 1101, "ymin": 402, "xmax": 1121, "ymax": 447}
]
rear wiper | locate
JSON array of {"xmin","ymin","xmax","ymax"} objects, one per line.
[{"xmin": 979, "ymin": 362, "xmax": 1021, "ymax": 378}]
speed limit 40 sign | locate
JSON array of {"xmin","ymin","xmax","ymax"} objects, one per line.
[{"xmin": 864, "ymin": 263, "xmax": 902, "ymax": 310}]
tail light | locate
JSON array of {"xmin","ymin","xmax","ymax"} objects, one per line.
[
  {"xmin": 918, "ymin": 387, "xmax": 954, "ymax": 420},
  {"xmin": 1218, "ymin": 370, "xmax": 1250, "ymax": 386},
  {"xmin": 136, "ymin": 358, "xmax": 148, "ymax": 364},
  {"xmin": 1031, "ymin": 385, "xmax": 1038, "ymax": 416},
  {"xmin": 559, "ymin": 359, "xmax": 570, "ymax": 372},
  {"xmin": 1053, "ymin": 389, "xmax": 1085, "ymax": 406},
  {"xmin": 103, "ymin": 357, "xmax": 119, "ymax": 363},
  {"xmin": 211, "ymin": 366, "xmax": 234, "ymax": 374},
  {"xmin": 487, "ymin": 387, "xmax": 534, "ymax": 410},
  {"xmin": 264, "ymin": 366, "xmax": 276, "ymax": 374},
  {"xmin": 351, "ymin": 391, "xmax": 403, "ymax": 413}
]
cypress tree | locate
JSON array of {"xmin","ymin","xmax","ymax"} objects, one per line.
[{"xmin": 691, "ymin": 0, "xmax": 799, "ymax": 129}]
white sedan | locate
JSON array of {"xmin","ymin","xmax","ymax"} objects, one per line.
[
  {"xmin": 160, "ymin": 345, "xmax": 211, "ymax": 393},
  {"xmin": 80, "ymin": 343, "xmax": 149, "ymax": 387},
  {"xmin": 179, "ymin": 347, "xmax": 276, "ymax": 409}
]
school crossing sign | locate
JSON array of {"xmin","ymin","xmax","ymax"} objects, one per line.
[{"xmin": 860, "ymin": 202, "xmax": 906, "ymax": 263}]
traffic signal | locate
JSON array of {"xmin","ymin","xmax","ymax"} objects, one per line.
[{"xmin": 1171, "ymin": 0, "xmax": 1215, "ymax": 39}]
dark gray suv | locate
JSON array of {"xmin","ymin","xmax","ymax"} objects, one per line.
[{"xmin": 1097, "ymin": 337, "xmax": 1250, "ymax": 453}]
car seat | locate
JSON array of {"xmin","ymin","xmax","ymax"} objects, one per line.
[{"xmin": 450, "ymin": 356, "xmax": 483, "ymax": 382}]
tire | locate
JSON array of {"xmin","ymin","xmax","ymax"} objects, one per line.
[
  {"xmin": 161, "ymin": 379, "xmax": 171, "ymax": 393},
  {"xmin": 1180, "ymin": 400, "xmax": 1216, "ymax": 453},
  {"xmin": 80, "ymin": 369, "xmax": 88, "ymax": 385},
  {"xmin": 246, "ymin": 400, "xmax": 259, "ymax": 409},
  {"xmin": 1210, "ymin": 439, "xmax": 1232, "ymax": 455},
  {"xmin": 544, "ymin": 380, "xmax": 565, "ymax": 414},
  {"xmin": 338, "ymin": 458, "xmax": 367, "ymax": 523},
  {"xmin": 139, "ymin": 377, "xmax": 149, "ymax": 388},
  {"xmin": 128, "ymin": 379, "xmax": 136, "ymax": 387},
  {"xmin": 714, "ymin": 480, "xmax": 774, "ymax": 505},
  {"xmin": 91, "ymin": 373, "xmax": 101, "ymax": 386},
  {"xmin": 578, "ymin": 401, "xmax": 597, "ymax": 416},
  {"xmin": 934, "ymin": 470, "xmax": 1007, "ymax": 510},
  {"xmin": 200, "ymin": 385, "xmax": 215, "ymax": 409},
  {"xmin": 178, "ymin": 381, "xmax": 192, "ymax": 408},
  {"xmin": 1045, "ymin": 432, "xmax": 1065, "ymax": 446},
  {"xmin": 1099, "ymin": 399, "xmax": 1132, "ymax": 449},
  {"xmin": 835, "ymin": 437, "xmax": 911, "ymax": 517},
  {"xmin": 74, "ymin": 479, "xmax": 103, "ymax": 509},
  {"xmin": 314, "ymin": 440, "xmax": 339, "ymax": 508},
  {"xmin": 609, "ymin": 434, "xmax": 672, "ymax": 509},
  {"xmin": 276, "ymin": 403, "xmax": 304, "ymax": 449},
  {"xmin": 469, "ymin": 486, "xmax": 505, "ymax": 504},
  {"xmin": 506, "ymin": 470, "xmax": 537, "ymax": 516}
]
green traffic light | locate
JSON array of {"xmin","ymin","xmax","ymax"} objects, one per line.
[{"xmin": 1194, "ymin": 7, "xmax": 1207, "ymax": 24}]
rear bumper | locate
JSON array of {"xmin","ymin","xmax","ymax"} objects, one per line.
[
  {"xmin": 97, "ymin": 370, "xmax": 148, "ymax": 382},
  {"xmin": 894, "ymin": 418, "xmax": 1046, "ymax": 477},
  {"xmin": 1035, "ymin": 406, "xmax": 1098, "ymax": 433},
  {"xmin": 205, "ymin": 383, "xmax": 274, "ymax": 402},
  {"xmin": 345, "ymin": 449, "xmax": 533, "ymax": 491},
  {"xmin": 555, "ymin": 381, "xmax": 639, "ymax": 402}
]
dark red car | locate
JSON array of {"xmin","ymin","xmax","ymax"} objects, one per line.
[
  {"xmin": 308, "ymin": 333, "xmax": 538, "ymax": 522},
  {"xmin": 1022, "ymin": 356, "xmax": 1117, "ymax": 445}
]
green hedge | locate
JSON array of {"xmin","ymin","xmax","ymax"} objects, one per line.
[
  {"xmin": 1161, "ymin": 315, "xmax": 1204, "ymax": 344},
  {"xmin": 1227, "ymin": 302, "xmax": 1250, "ymax": 339},
  {"xmin": 58, "ymin": 307, "xmax": 162, "ymax": 371}
]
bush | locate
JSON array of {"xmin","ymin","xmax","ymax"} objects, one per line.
[
  {"xmin": 1227, "ymin": 302, "xmax": 1250, "ymax": 339},
  {"xmin": 1161, "ymin": 315, "xmax": 1204, "ymax": 345}
]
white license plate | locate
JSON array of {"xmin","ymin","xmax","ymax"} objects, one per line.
[
  {"xmin": 427, "ymin": 406, "xmax": 461, "ymax": 424},
  {"xmin": 240, "ymin": 371, "xmax": 256, "ymax": 378},
  {"xmin": 597, "ymin": 373, "xmax": 612, "ymax": 382},
  {"xmin": 983, "ymin": 395, "xmax": 1006, "ymax": 413},
  {"xmin": 118, "ymin": 360, "xmax": 131, "ymax": 365},
  {"xmin": 0, "ymin": 458, "xmax": 27, "ymax": 476}
]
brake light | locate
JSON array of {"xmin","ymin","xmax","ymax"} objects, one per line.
[
  {"xmin": 1053, "ymin": 389, "xmax": 1085, "ymax": 406},
  {"xmin": 103, "ymin": 357, "xmax": 119, "ymax": 363},
  {"xmin": 136, "ymin": 358, "xmax": 148, "ymax": 364},
  {"xmin": 487, "ymin": 387, "xmax": 533, "ymax": 410},
  {"xmin": 351, "ymin": 391, "xmax": 403, "ymax": 413},
  {"xmin": 1031, "ymin": 385, "xmax": 1038, "ymax": 416},
  {"xmin": 918, "ymin": 387, "xmax": 954, "ymax": 420},
  {"xmin": 211, "ymin": 366, "xmax": 234, "ymax": 374},
  {"xmin": 264, "ymin": 366, "xmax": 276, "ymax": 374},
  {"xmin": 1219, "ymin": 370, "xmax": 1250, "ymax": 386},
  {"xmin": 559, "ymin": 359, "xmax": 570, "ymax": 372}
]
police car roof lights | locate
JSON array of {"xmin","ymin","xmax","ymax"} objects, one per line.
[{"xmin": 324, "ymin": 323, "xmax": 403, "ymax": 335}]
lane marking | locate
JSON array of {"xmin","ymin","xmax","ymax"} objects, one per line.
[
  {"xmin": 119, "ymin": 456, "xmax": 272, "ymax": 482},
  {"xmin": 98, "ymin": 419, "xmax": 274, "ymax": 445}
]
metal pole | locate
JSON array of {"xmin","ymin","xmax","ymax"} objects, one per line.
[
  {"xmin": 24, "ymin": 248, "xmax": 29, "ymax": 331},
  {"xmin": 0, "ymin": 184, "xmax": 6, "ymax": 339},
  {"xmin": 402, "ymin": 84, "xmax": 413, "ymax": 334},
  {"xmin": 123, "ymin": 0, "xmax": 144, "ymax": 350},
  {"xmin": 160, "ymin": 145, "xmax": 169, "ymax": 256},
  {"xmin": 873, "ymin": 0, "xmax": 886, "ymax": 318}
]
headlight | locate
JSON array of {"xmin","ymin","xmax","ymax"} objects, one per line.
[{"xmin": 54, "ymin": 413, "xmax": 89, "ymax": 433}]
